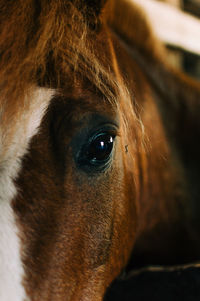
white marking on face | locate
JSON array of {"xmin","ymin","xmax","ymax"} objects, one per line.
[{"xmin": 0, "ymin": 87, "xmax": 54, "ymax": 301}]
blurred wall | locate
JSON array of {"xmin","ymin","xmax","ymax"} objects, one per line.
[{"xmin": 157, "ymin": 0, "xmax": 200, "ymax": 79}]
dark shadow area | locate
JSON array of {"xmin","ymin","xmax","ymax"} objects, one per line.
[{"xmin": 104, "ymin": 265, "xmax": 200, "ymax": 301}]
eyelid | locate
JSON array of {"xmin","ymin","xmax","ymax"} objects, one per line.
[
  {"xmin": 88, "ymin": 124, "xmax": 120, "ymax": 140},
  {"xmin": 90, "ymin": 130, "xmax": 117, "ymax": 141},
  {"xmin": 84, "ymin": 129, "xmax": 117, "ymax": 153}
]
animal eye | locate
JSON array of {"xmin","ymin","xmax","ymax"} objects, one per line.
[{"xmin": 86, "ymin": 133, "xmax": 115, "ymax": 164}]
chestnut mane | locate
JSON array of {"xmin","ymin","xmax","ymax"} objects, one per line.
[
  {"xmin": 0, "ymin": 1, "xmax": 106, "ymax": 103},
  {"xmin": 0, "ymin": 0, "xmax": 162, "ymax": 105}
]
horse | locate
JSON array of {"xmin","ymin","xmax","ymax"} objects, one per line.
[{"xmin": 0, "ymin": 0, "xmax": 200, "ymax": 300}]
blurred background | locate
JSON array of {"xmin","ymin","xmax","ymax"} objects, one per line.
[{"xmin": 156, "ymin": 0, "xmax": 200, "ymax": 79}]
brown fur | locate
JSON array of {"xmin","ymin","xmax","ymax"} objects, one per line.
[{"xmin": 1, "ymin": 0, "xmax": 200, "ymax": 300}]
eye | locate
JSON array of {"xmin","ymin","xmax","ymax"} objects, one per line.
[
  {"xmin": 78, "ymin": 131, "xmax": 116, "ymax": 169},
  {"xmin": 86, "ymin": 133, "xmax": 115, "ymax": 164}
]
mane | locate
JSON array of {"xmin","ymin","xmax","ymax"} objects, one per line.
[
  {"xmin": 0, "ymin": 1, "xmax": 119, "ymax": 110},
  {"xmin": 0, "ymin": 0, "xmax": 164, "ymax": 99}
]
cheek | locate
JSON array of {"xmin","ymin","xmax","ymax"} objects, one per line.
[
  {"xmin": 106, "ymin": 156, "xmax": 138, "ymax": 279},
  {"xmin": 62, "ymin": 147, "xmax": 137, "ymax": 277},
  {"xmin": 62, "ymin": 171, "xmax": 115, "ymax": 269}
]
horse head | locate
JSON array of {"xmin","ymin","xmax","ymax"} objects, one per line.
[
  {"xmin": 0, "ymin": 1, "xmax": 144, "ymax": 300},
  {"xmin": 1, "ymin": 1, "xmax": 200, "ymax": 300}
]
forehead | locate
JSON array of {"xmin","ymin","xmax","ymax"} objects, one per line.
[
  {"xmin": 50, "ymin": 70, "xmax": 119, "ymax": 116},
  {"xmin": 48, "ymin": 87, "xmax": 119, "ymax": 137}
]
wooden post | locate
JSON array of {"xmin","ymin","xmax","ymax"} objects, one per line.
[
  {"xmin": 133, "ymin": 0, "xmax": 200, "ymax": 55},
  {"xmin": 157, "ymin": 0, "xmax": 183, "ymax": 8}
]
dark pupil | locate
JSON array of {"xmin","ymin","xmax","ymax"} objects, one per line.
[{"xmin": 87, "ymin": 134, "xmax": 114, "ymax": 162}]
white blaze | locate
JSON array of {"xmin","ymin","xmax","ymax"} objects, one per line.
[{"xmin": 0, "ymin": 88, "xmax": 54, "ymax": 301}]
